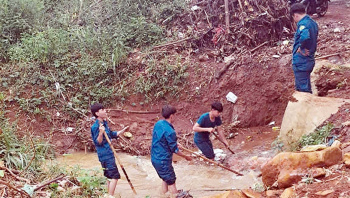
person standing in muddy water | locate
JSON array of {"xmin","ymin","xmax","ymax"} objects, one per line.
[
  {"xmin": 193, "ymin": 101, "xmax": 229, "ymax": 159},
  {"xmin": 151, "ymin": 105, "xmax": 192, "ymax": 197},
  {"xmin": 291, "ymin": 3, "xmax": 319, "ymax": 93},
  {"xmin": 90, "ymin": 103, "xmax": 126, "ymax": 198}
]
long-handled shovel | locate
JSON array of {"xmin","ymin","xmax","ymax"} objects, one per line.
[
  {"xmin": 99, "ymin": 123, "xmax": 137, "ymax": 195},
  {"xmin": 178, "ymin": 144, "xmax": 243, "ymax": 176},
  {"xmin": 212, "ymin": 131, "xmax": 235, "ymax": 154}
]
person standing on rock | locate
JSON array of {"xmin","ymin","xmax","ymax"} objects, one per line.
[
  {"xmin": 90, "ymin": 103, "xmax": 126, "ymax": 197},
  {"xmin": 291, "ymin": 3, "xmax": 319, "ymax": 93},
  {"xmin": 151, "ymin": 105, "xmax": 192, "ymax": 196},
  {"xmin": 193, "ymin": 101, "xmax": 229, "ymax": 159}
]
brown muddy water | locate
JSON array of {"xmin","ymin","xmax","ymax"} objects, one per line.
[{"xmin": 56, "ymin": 152, "xmax": 261, "ymax": 198}]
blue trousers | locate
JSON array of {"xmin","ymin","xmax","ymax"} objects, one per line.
[
  {"xmin": 101, "ymin": 158, "xmax": 120, "ymax": 179},
  {"xmin": 293, "ymin": 63, "xmax": 314, "ymax": 93},
  {"xmin": 194, "ymin": 139, "xmax": 215, "ymax": 159},
  {"xmin": 293, "ymin": 70, "xmax": 312, "ymax": 93},
  {"xmin": 152, "ymin": 160, "xmax": 176, "ymax": 185}
]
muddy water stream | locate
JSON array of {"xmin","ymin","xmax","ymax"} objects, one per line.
[{"xmin": 57, "ymin": 152, "xmax": 260, "ymax": 197}]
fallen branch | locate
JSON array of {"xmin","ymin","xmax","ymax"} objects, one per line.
[
  {"xmin": 215, "ymin": 50, "xmax": 245, "ymax": 80},
  {"xmin": 119, "ymin": 135, "xmax": 141, "ymax": 155},
  {"xmin": 152, "ymin": 37, "xmax": 192, "ymax": 49},
  {"xmin": 250, "ymin": 41, "xmax": 268, "ymax": 53},
  {"xmin": 0, "ymin": 180, "xmax": 31, "ymax": 197},
  {"xmin": 237, "ymin": 0, "xmax": 243, "ymax": 10},
  {"xmin": 107, "ymin": 109, "xmax": 158, "ymax": 114},
  {"xmin": 34, "ymin": 174, "xmax": 65, "ymax": 191},
  {"xmin": 315, "ymin": 49, "xmax": 350, "ymax": 60},
  {"xmin": 224, "ymin": 0, "xmax": 230, "ymax": 33},
  {"xmin": 179, "ymin": 144, "xmax": 243, "ymax": 176},
  {"xmin": 215, "ymin": 62, "xmax": 237, "ymax": 80},
  {"xmin": 0, "ymin": 166, "xmax": 30, "ymax": 183}
]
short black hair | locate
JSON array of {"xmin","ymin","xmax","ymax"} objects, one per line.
[
  {"xmin": 290, "ymin": 3, "xmax": 306, "ymax": 16},
  {"xmin": 161, "ymin": 105, "xmax": 176, "ymax": 119},
  {"xmin": 91, "ymin": 103, "xmax": 104, "ymax": 117},
  {"xmin": 211, "ymin": 101, "xmax": 223, "ymax": 112}
]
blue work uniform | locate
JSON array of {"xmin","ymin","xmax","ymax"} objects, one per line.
[
  {"xmin": 193, "ymin": 113, "xmax": 222, "ymax": 159},
  {"xmin": 91, "ymin": 119, "xmax": 120, "ymax": 179},
  {"xmin": 151, "ymin": 120, "xmax": 179, "ymax": 185},
  {"xmin": 292, "ymin": 15, "xmax": 318, "ymax": 93}
]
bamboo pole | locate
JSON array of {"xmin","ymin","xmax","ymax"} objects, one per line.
[
  {"xmin": 179, "ymin": 145, "xmax": 243, "ymax": 176},
  {"xmin": 100, "ymin": 123, "xmax": 137, "ymax": 195},
  {"xmin": 107, "ymin": 109, "xmax": 158, "ymax": 114}
]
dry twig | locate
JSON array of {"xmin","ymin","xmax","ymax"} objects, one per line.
[
  {"xmin": 34, "ymin": 174, "xmax": 65, "ymax": 191},
  {"xmin": 0, "ymin": 180, "xmax": 31, "ymax": 197},
  {"xmin": 0, "ymin": 166, "xmax": 30, "ymax": 183}
]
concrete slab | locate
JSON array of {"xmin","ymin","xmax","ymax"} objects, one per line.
[{"xmin": 279, "ymin": 91, "xmax": 350, "ymax": 147}]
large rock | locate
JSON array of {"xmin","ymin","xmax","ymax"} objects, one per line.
[
  {"xmin": 203, "ymin": 190, "xmax": 246, "ymax": 198},
  {"xmin": 266, "ymin": 190, "xmax": 283, "ymax": 197},
  {"xmin": 262, "ymin": 146, "xmax": 342, "ymax": 188},
  {"xmin": 280, "ymin": 188, "xmax": 296, "ymax": 198},
  {"xmin": 241, "ymin": 189, "xmax": 263, "ymax": 198},
  {"xmin": 279, "ymin": 92, "xmax": 350, "ymax": 148},
  {"xmin": 344, "ymin": 153, "xmax": 350, "ymax": 167},
  {"xmin": 203, "ymin": 190, "xmax": 263, "ymax": 198}
]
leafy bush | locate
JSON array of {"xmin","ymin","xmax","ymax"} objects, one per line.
[
  {"xmin": 296, "ymin": 123, "xmax": 334, "ymax": 150},
  {"xmin": 9, "ymin": 29, "xmax": 72, "ymax": 63},
  {"xmin": 134, "ymin": 56, "xmax": 189, "ymax": 99},
  {"xmin": 0, "ymin": 0, "xmax": 45, "ymax": 60}
]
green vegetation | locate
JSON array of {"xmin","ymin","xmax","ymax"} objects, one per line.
[
  {"xmin": 289, "ymin": 123, "xmax": 334, "ymax": 151},
  {"xmin": 0, "ymin": 116, "xmax": 106, "ymax": 197},
  {"xmin": 0, "ymin": 0, "xmax": 190, "ymax": 195},
  {"xmin": 134, "ymin": 56, "xmax": 189, "ymax": 100},
  {"xmin": 44, "ymin": 164, "xmax": 106, "ymax": 197},
  {"xmin": 297, "ymin": 123, "xmax": 334, "ymax": 148},
  {"xmin": 271, "ymin": 136, "xmax": 284, "ymax": 152},
  {"xmin": 272, "ymin": 123, "xmax": 334, "ymax": 152},
  {"xmin": 0, "ymin": 0, "xmax": 190, "ymax": 122},
  {"xmin": 0, "ymin": 116, "xmax": 55, "ymax": 177}
]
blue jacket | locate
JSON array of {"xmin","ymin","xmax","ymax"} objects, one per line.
[
  {"xmin": 91, "ymin": 119, "xmax": 118, "ymax": 162},
  {"xmin": 292, "ymin": 15, "xmax": 318, "ymax": 71},
  {"xmin": 151, "ymin": 120, "xmax": 179, "ymax": 162}
]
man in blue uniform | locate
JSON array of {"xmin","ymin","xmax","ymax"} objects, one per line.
[
  {"xmin": 291, "ymin": 3, "xmax": 319, "ymax": 93},
  {"xmin": 90, "ymin": 103, "xmax": 126, "ymax": 197},
  {"xmin": 151, "ymin": 105, "xmax": 192, "ymax": 196},
  {"xmin": 193, "ymin": 102, "xmax": 229, "ymax": 159}
]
